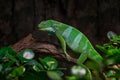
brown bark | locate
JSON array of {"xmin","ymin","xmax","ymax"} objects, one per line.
[{"xmin": 12, "ymin": 34, "xmax": 77, "ymax": 63}]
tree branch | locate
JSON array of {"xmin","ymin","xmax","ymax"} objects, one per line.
[{"xmin": 12, "ymin": 34, "xmax": 77, "ymax": 63}]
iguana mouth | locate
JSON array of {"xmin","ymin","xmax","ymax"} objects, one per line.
[
  {"xmin": 39, "ymin": 27, "xmax": 55, "ymax": 32},
  {"xmin": 39, "ymin": 27, "xmax": 46, "ymax": 30}
]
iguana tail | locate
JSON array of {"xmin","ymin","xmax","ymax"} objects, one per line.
[{"xmin": 88, "ymin": 49, "xmax": 103, "ymax": 64}]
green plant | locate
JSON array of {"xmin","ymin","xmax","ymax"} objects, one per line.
[
  {"xmin": 96, "ymin": 31, "xmax": 120, "ymax": 80},
  {"xmin": 0, "ymin": 31, "xmax": 120, "ymax": 80},
  {"xmin": 0, "ymin": 47, "xmax": 64, "ymax": 80}
]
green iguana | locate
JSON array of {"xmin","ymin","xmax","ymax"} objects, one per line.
[{"xmin": 38, "ymin": 20, "xmax": 103, "ymax": 64}]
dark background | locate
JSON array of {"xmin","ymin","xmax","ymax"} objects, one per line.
[{"xmin": 0, "ymin": 0, "xmax": 120, "ymax": 47}]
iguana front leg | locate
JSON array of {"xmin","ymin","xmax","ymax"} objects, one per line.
[
  {"xmin": 77, "ymin": 52, "xmax": 92, "ymax": 80},
  {"xmin": 56, "ymin": 34, "xmax": 76, "ymax": 62},
  {"xmin": 77, "ymin": 51, "xmax": 88, "ymax": 65},
  {"xmin": 56, "ymin": 34, "xmax": 88, "ymax": 64},
  {"xmin": 56, "ymin": 35, "xmax": 67, "ymax": 55},
  {"xmin": 56, "ymin": 37, "xmax": 92, "ymax": 80}
]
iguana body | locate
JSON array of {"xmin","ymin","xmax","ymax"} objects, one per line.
[{"xmin": 38, "ymin": 20, "xmax": 103, "ymax": 64}]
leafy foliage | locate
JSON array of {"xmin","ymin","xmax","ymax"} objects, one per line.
[
  {"xmin": 96, "ymin": 31, "xmax": 120, "ymax": 80},
  {"xmin": 0, "ymin": 47, "xmax": 64, "ymax": 80},
  {"xmin": 0, "ymin": 31, "xmax": 120, "ymax": 80}
]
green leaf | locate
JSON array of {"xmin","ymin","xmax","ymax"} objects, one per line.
[
  {"xmin": 109, "ymin": 68, "xmax": 120, "ymax": 78},
  {"xmin": 0, "ymin": 46, "xmax": 16, "ymax": 59},
  {"xmin": 111, "ymin": 36, "xmax": 120, "ymax": 44},
  {"xmin": 6, "ymin": 46, "xmax": 17, "ymax": 55},
  {"xmin": 39, "ymin": 57, "xmax": 58, "ymax": 70},
  {"xmin": 105, "ymin": 54, "xmax": 120, "ymax": 65},
  {"xmin": 5, "ymin": 53, "xmax": 19, "ymax": 65},
  {"xmin": 47, "ymin": 71, "xmax": 62, "ymax": 80},
  {"xmin": 96, "ymin": 45, "xmax": 108, "ymax": 54},
  {"xmin": 25, "ymin": 60, "xmax": 44, "ymax": 70},
  {"xmin": 39, "ymin": 58, "xmax": 48, "ymax": 69},
  {"xmin": 43, "ymin": 57, "xmax": 58, "ymax": 70},
  {"xmin": 2, "ymin": 61, "xmax": 14, "ymax": 71},
  {"xmin": 104, "ymin": 69, "xmax": 120, "ymax": 79},
  {"xmin": 33, "ymin": 65, "xmax": 41, "ymax": 72},
  {"xmin": 8, "ymin": 66, "xmax": 25, "ymax": 77},
  {"xmin": 107, "ymin": 49, "xmax": 120, "ymax": 55}
]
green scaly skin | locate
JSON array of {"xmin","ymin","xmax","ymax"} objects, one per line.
[{"xmin": 38, "ymin": 20, "xmax": 103, "ymax": 65}]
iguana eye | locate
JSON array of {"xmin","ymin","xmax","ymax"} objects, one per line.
[{"xmin": 48, "ymin": 32, "xmax": 55, "ymax": 36}]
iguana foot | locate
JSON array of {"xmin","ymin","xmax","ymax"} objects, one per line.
[{"xmin": 66, "ymin": 54, "xmax": 77, "ymax": 63}]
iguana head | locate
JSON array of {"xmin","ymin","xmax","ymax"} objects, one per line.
[{"xmin": 38, "ymin": 20, "xmax": 59, "ymax": 33}]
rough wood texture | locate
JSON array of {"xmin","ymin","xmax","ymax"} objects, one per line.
[{"xmin": 12, "ymin": 34, "xmax": 77, "ymax": 63}]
